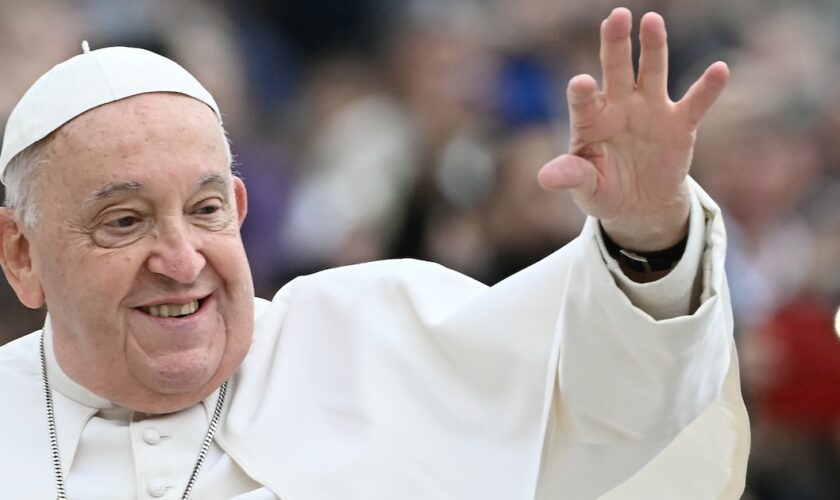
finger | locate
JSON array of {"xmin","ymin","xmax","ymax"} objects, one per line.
[
  {"xmin": 567, "ymin": 74, "xmax": 605, "ymax": 126},
  {"xmin": 637, "ymin": 12, "xmax": 669, "ymax": 98},
  {"xmin": 678, "ymin": 61, "xmax": 730, "ymax": 127},
  {"xmin": 537, "ymin": 154, "xmax": 599, "ymax": 201},
  {"xmin": 600, "ymin": 7, "xmax": 635, "ymax": 98}
]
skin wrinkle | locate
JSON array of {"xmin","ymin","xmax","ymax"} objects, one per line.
[
  {"xmin": 3, "ymin": 96, "xmax": 234, "ymax": 230},
  {"xmin": 4, "ymin": 93, "xmax": 254, "ymax": 413},
  {"xmin": 87, "ymin": 181, "xmax": 144, "ymax": 205},
  {"xmin": 79, "ymin": 175, "xmax": 235, "ymax": 249}
]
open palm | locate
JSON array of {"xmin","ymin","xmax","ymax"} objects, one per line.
[{"xmin": 538, "ymin": 8, "xmax": 729, "ymax": 251}]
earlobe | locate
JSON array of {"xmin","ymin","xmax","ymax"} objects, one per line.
[
  {"xmin": 232, "ymin": 176, "xmax": 248, "ymax": 226},
  {"xmin": 0, "ymin": 209, "xmax": 45, "ymax": 309}
]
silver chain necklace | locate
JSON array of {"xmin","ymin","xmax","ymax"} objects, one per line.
[{"xmin": 39, "ymin": 331, "xmax": 229, "ymax": 500}]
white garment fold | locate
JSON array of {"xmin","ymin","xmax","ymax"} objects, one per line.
[{"xmin": 0, "ymin": 179, "xmax": 748, "ymax": 499}]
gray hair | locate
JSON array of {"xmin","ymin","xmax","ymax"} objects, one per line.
[
  {"xmin": 3, "ymin": 137, "xmax": 52, "ymax": 227},
  {"xmin": 3, "ymin": 124, "xmax": 234, "ymax": 228}
]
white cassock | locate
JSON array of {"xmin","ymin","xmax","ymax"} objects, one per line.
[{"xmin": 0, "ymin": 180, "xmax": 748, "ymax": 500}]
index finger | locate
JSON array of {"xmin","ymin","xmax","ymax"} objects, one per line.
[{"xmin": 678, "ymin": 61, "xmax": 730, "ymax": 127}]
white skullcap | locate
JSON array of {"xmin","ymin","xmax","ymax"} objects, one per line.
[{"xmin": 0, "ymin": 43, "xmax": 221, "ymax": 183}]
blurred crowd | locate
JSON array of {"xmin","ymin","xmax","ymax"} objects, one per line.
[{"xmin": 1, "ymin": 0, "xmax": 838, "ymax": 497}]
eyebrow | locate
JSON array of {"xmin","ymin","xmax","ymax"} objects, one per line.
[
  {"xmin": 198, "ymin": 173, "xmax": 231, "ymax": 192},
  {"xmin": 86, "ymin": 181, "xmax": 144, "ymax": 205},
  {"xmin": 84, "ymin": 174, "xmax": 231, "ymax": 206}
]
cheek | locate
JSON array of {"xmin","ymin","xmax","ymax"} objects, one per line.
[
  {"xmin": 206, "ymin": 236, "xmax": 252, "ymax": 289},
  {"xmin": 85, "ymin": 249, "xmax": 145, "ymax": 286},
  {"xmin": 207, "ymin": 241, "xmax": 254, "ymax": 330},
  {"xmin": 50, "ymin": 248, "xmax": 145, "ymax": 312}
]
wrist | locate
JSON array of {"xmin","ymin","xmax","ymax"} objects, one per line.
[
  {"xmin": 599, "ymin": 183, "xmax": 691, "ymax": 251},
  {"xmin": 601, "ymin": 225, "xmax": 688, "ymax": 273}
]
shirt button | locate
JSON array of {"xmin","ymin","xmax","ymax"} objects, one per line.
[
  {"xmin": 147, "ymin": 479, "xmax": 168, "ymax": 498},
  {"xmin": 142, "ymin": 427, "xmax": 162, "ymax": 445}
]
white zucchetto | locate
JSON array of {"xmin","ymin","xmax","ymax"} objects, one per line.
[{"xmin": 0, "ymin": 43, "xmax": 221, "ymax": 183}]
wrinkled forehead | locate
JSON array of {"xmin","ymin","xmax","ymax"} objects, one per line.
[
  {"xmin": 54, "ymin": 92, "xmax": 224, "ymax": 150},
  {"xmin": 38, "ymin": 94, "xmax": 228, "ymax": 192},
  {"xmin": 37, "ymin": 93, "xmax": 231, "ymax": 204}
]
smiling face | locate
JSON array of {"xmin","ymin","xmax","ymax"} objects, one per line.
[{"xmin": 18, "ymin": 93, "xmax": 254, "ymax": 413}]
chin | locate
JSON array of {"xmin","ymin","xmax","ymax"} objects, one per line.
[
  {"xmin": 126, "ymin": 367, "xmax": 223, "ymax": 415},
  {"xmin": 124, "ymin": 334, "xmax": 250, "ymax": 413},
  {"xmin": 153, "ymin": 370, "xmax": 215, "ymax": 395},
  {"xmin": 139, "ymin": 348, "xmax": 224, "ymax": 395}
]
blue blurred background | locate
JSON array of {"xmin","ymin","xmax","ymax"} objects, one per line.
[{"xmin": 1, "ymin": 1, "xmax": 838, "ymax": 497}]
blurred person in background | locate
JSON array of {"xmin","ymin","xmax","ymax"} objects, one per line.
[
  {"xmin": 0, "ymin": 6, "xmax": 750, "ymax": 499},
  {"xmin": 280, "ymin": 57, "xmax": 419, "ymax": 277},
  {"xmin": 481, "ymin": 125, "xmax": 585, "ymax": 283},
  {"xmin": 3, "ymin": 0, "xmax": 840, "ymax": 498},
  {"xmin": 0, "ymin": 0, "xmax": 85, "ymax": 344},
  {"xmin": 691, "ymin": 7, "xmax": 840, "ymax": 500}
]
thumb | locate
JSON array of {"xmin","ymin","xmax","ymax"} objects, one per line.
[{"xmin": 537, "ymin": 154, "xmax": 599, "ymax": 201}]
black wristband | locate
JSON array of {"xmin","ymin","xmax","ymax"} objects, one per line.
[{"xmin": 601, "ymin": 226, "xmax": 688, "ymax": 273}]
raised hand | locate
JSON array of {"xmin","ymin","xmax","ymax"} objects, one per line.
[{"xmin": 538, "ymin": 7, "xmax": 729, "ymax": 251}]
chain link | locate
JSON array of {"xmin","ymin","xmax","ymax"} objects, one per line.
[{"xmin": 40, "ymin": 331, "xmax": 229, "ymax": 500}]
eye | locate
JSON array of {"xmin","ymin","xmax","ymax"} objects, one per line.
[
  {"xmin": 190, "ymin": 198, "xmax": 230, "ymax": 231},
  {"xmin": 196, "ymin": 204, "xmax": 220, "ymax": 216},
  {"xmin": 192, "ymin": 197, "xmax": 225, "ymax": 217},
  {"xmin": 92, "ymin": 210, "xmax": 149, "ymax": 248},
  {"xmin": 106, "ymin": 215, "xmax": 141, "ymax": 229}
]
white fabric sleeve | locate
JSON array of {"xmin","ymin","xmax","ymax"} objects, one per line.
[
  {"xmin": 593, "ymin": 188, "xmax": 706, "ymax": 320},
  {"xmin": 535, "ymin": 179, "xmax": 747, "ymax": 499}
]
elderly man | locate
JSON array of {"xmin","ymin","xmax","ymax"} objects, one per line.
[{"xmin": 0, "ymin": 8, "xmax": 747, "ymax": 500}]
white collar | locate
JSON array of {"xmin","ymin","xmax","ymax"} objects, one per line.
[{"xmin": 43, "ymin": 316, "xmax": 222, "ymax": 421}]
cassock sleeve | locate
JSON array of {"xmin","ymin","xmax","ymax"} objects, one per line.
[
  {"xmin": 535, "ymin": 178, "xmax": 749, "ymax": 499},
  {"xmin": 222, "ymin": 180, "xmax": 747, "ymax": 500}
]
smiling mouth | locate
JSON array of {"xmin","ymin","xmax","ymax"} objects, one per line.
[{"xmin": 140, "ymin": 299, "xmax": 201, "ymax": 318}]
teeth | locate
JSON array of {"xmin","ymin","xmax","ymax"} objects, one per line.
[{"xmin": 142, "ymin": 300, "xmax": 199, "ymax": 318}]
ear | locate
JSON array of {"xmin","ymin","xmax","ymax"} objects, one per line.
[
  {"xmin": 0, "ymin": 208, "xmax": 45, "ymax": 309},
  {"xmin": 232, "ymin": 176, "xmax": 248, "ymax": 226}
]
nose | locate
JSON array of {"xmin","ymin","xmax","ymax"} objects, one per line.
[{"xmin": 146, "ymin": 218, "xmax": 206, "ymax": 284}]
